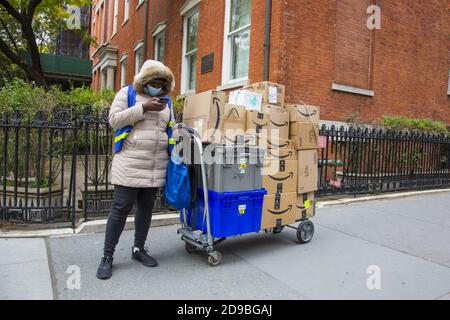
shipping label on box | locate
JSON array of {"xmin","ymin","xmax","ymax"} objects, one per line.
[
  {"xmin": 261, "ymin": 192, "xmax": 298, "ymax": 230},
  {"xmin": 297, "ymin": 150, "xmax": 318, "ymax": 193},
  {"xmin": 246, "ymin": 110, "xmax": 269, "ymax": 134},
  {"xmin": 296, "ymin": 192, "xmax": 315, "ymax": 220},
  {"xmin": 286, "ymin": 104, "xmax": 320, "ymax": 122},
  {"xmin": 291, "ymin": 122, "xmax": 319, "ymax": 150},
  {"xmin": 262, "ymin": 159, "xmax": 298, "ymax": 193},
  {"xmin": 244, "ymin": 82, "xmax": 285, "ymax": 107},
  {"xmin": 183, "ymin": 90, "xmax": 226, "ymax": 143},
  {"xmin": 229, "ymin": 89, "xmax": 263, "ymax": 112}
]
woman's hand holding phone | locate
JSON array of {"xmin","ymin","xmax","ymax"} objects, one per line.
[{"xmin": 143, "ymin": 97, "xmax": 165, "ymax": 113}]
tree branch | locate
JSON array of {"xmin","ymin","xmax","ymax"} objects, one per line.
[
  {"xmin": 0, "ymin": 17, "xmax": 19, "ymax": 53},
  {"xmin": 26, "ymin": 0, "xmax": 42, "ymax": 19},
  {"xmin": 0, "ymin": 36, "xmax": 27, "ymax": 70},
  {"xmin": 0, "ymin": 0, "xmax": 25, "ymax": 23}
]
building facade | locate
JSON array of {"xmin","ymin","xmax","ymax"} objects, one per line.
[{"xmin": 90, "ymin": 0, "xmax": 450, "ymax": 123}]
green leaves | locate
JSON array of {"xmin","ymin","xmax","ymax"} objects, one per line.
[{"xmin": 382, "ymin": 115, "xmax": 449, "ymax": 135}]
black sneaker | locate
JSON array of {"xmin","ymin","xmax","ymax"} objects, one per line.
[
  {"xmin": 96, "ymin": 256, "xmax": 113, "ymax": 280},
  {"xmin": 132, "ymin": 247, "xmax": 158, "ymax": 268}
]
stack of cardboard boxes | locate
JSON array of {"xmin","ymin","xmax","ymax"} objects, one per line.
[
  {"xmin": 182, "ymin": 81, "xmax": 320, "ymax": 231},
  {"xmin": 287, "ymin": 104, "xmax": 320, "ymax": 221}
]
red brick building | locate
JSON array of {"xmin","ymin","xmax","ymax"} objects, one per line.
[{"xmin": 90, "ymin": 0, "xmax": 450, "ymax": 123}]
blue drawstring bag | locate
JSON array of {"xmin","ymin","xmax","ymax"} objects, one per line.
[{"xmin": 164, "ymin": 155, "xmax": 192, "ymax": 210}]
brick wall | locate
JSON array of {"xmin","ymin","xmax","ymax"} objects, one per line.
[{"xmin": 90, "ymin": 0, "xmax": 450, "ymax": 124}]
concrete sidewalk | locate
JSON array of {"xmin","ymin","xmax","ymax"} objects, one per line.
[
  {"xmin": 0, "ymin": 238, "xmax": 54, "ymax": 300},
  {"xmin": 1, "ymin": 191, "xmax": 449, "ymax": 300}
]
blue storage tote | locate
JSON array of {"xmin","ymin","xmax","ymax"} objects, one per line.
[{"xmin": 184, "ymin": 188, "xmax": 267, "ymax": 238}]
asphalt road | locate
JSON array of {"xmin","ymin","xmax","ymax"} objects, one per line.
[{"xmin": 2, "ymin": 192, "xmax": 450, "ymax": 300}]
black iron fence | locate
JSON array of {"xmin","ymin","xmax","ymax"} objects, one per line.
[
  {"xmin": 317, "ymin": 125, "xmax": 450, "ymax": 196},
  {"xmin": 1, "ymin": 108, "xmax": 449, "ymax": 226}
]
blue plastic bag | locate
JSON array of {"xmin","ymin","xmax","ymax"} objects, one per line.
[{"xmin": 164, "ymin": 156, "xmax": 191, "ymax": 210}]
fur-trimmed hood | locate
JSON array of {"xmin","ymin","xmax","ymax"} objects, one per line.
[{"xmin": 133, "ymin": 60, "xmax": 175, "ymax": 96}]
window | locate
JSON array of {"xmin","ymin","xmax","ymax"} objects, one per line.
[
  {"xmin": 181, "ymin": 8, "xmax": 199, "ymax": 93},
  {"xmin": 448, "ymin": 70, "xmax": 450, "ymax": 95},
  {"xmin": 222, "ymin": 0, "xmax": 252, "ymax": 85},
  {"xmin": 112, "ymin": 0, "xmax": 118, "ymax": 35},
  {"xmin": 120, "ymin": 56, "xmax": 127, "ymax": 88},
  {"xmin": 153, "ymin": 28, "xmax": 166, "ymax": 63},
  {"xmin": 124, "ymin": 0, "xmax": 130, "ymax": 23},
  {"xmin": 134, "ymin": 42, "xmax": 144, "ymax": 75}
]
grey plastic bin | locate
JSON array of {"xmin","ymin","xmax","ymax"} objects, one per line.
[{"xmin": 193, "ymin": 145, "xmax": 265, "ymax": 193}]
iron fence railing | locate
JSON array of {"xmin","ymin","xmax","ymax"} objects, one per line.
[
  {"xmin": 317, "ymin": 125, "xmax": 450, "ymax": 196},
  {"xmin": 1, "ymin": 108, "xmax": 449, "ymax": 226}
]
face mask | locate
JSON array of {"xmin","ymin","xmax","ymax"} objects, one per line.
[{"xmin": 146, "ymin": 84, "xmax": 162, "ymax": 97}]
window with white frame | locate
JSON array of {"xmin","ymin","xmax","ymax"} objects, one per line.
[
  {"xmin": 448, "ymin": 70, "xmax": 450, "ymax": 95},
  {"xmin": 181, "ymin": 8, "xmax": 199, "ymax": 93},
  {"xmin": 124, "ymin": 0, "xmax": 130, "ymax": 23},
  {"xmin": 154, "ymin": 29, "xmax": 166, "ymax": 63},
  {"xmin": 134, "ymin": 42, "xmax": 144, "ymax": 75},
  {"xmin": 222, "ymin": 0, "xmax": 252, "ymax": 84},
  {"xmin": 120, "ymin": 56, "xmax": 127, "ymax": 88},
  {"xmin": 112, "ymin": 0, "xmax": 118, "ymax": 35}
]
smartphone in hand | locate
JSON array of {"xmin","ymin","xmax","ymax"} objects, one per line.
[{"xmin": 158, "ymin": 97, "xmax": 170, "ymax": 105}]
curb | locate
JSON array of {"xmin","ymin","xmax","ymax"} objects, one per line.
[
  {"xmin": 316, "ymin": 188, "xmax": 450, "ymax": 208},
  {"xmin": 1, "ymin": 188, "xmax": 449, "ymax": 238}
]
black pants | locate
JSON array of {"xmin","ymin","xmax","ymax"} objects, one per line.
[{"xmin": 103, "ymin": 185, "xmax": 158, "ymax": 257}]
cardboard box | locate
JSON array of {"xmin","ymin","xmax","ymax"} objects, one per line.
[
  {"xmin": 296, "ymin": 192, "xmax": 316, "ymax": 219},
  {"xmin": 261, "ymin": 192, "xmax": 299, "ymax": 230},
  {"xmin": 244, "ymin": 81, "xmax": 285, "ymax": 108},
  {"xmin": 222, "ymin": 134, "xmax": 258, "ymax": 146},
  {"xmin": 246, "ymin": 110, "xmax": 269, "ymax": 135},
  {"xmin": 183, "ymin": 90, "xmax": 226, "ymax": 143},
  {"xmin": 290, "ymin": 122, "xmax": 319, "ymax": 150},
  {"xmin": 286, "ymin": 104, "xmax": 320, "ymax": 122},
  {"xmin": 266, "ymin": 106, "xmax": 289, "ymax": 140},
  {"xmin": 262, "ymin": 159, "xmax": 298, "ymax": 193},
  {"xmin": 297, "ymin": 150, "xmax": 318, "ymax": 193},
  {"xmin": 259, "ymin": 136, "xmax": 295, "ymax": 150},
  {"xmin": 221, "ymin": 104, "xmax": 246, "ymax": 142},
  {"xmin": 265, "ymin": 148, "xmax": 297, "ymax": 161},
  {"xmin": 229, "ymin": 89, "xmax": 263, "ymax": 111}
]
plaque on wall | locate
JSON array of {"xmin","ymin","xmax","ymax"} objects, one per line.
[{"xmin": 201, "ymin": 53, "xmax": 214, "ymax": 74}]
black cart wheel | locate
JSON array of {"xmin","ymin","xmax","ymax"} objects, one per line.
[
  {"xmin": 207, "ymin": 252, "xmax": 222, "ymax": 267},
  {"xmin": 297, "ymin": 220, "xmax": 315, "ymax": 244},
  {"xmin": 273, "ymin": 226, "xmax": 284, "ymax": 234},
  {"xmin": 185, "ymin": 243, "xmax": 197, "ymax": 254}
]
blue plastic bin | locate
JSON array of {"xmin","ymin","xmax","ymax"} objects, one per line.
[{"xmin": 182, "ymin": 188, "xmax": 267, "ymax": 238}]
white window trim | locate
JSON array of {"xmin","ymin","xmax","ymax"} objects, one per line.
[
  {"xmin": 112, "ymin": 0, "xmax": 119, "ymax": 36},
  {"xmin": 221, "ymin": 0, "xmax": 251, "ymax": 86},
  {"xmin": 136, "ymin": 0, "xmax": 145, "ymax": 10},
  {"xmin": 134, "ymin": 41, "xmax": 144, "ymax": 75},
  {"xmin": 181, "ymin": 7, "xmax": 199, "ymax": 94},
  {"xmin": 152, "ymin": 22, "xmax": 166, "ymax": 37},
  {"xmin": 180, "ymin": 0, "xmax": 201, "ymax": 16},
  {"xmin": 120, "ymin": 55, "xmax": 127, "ymax": 88},
  {"xmin": 332, "ymin": 83, "xmax": 375, "ymax": 97},
  {"xmin": 153, "ymin": 28, "xmax": 166, "ymax": 62},
  {"xmin": 123, "ymin": 0, "xmax": 130, "ymax": 24},
  {"xmin": 447, "ymin": 70, "xmax": 450, "ymax": 95}
]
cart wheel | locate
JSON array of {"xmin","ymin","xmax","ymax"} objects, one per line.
[
  {"xmin": 207, "ymin": 252, "xmax": 222, "ymax": 267},
  {"xmin": 273, "ymin": 226, "xmax": 284, "ymax": 234},
  {"xmin": 185, "ymin": 243, "xmax": 197, "ymax": 254},
  {"xmin": 297, "ymin": 220, "xmax": 314, "ymax": 244}
]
